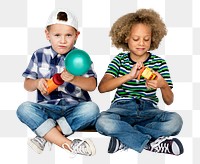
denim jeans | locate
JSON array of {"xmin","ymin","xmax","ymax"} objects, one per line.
[
  {"xmin": 17, "ymin": 100, "xmax": 99, "ymax": 137},
  {"xmin": 95, "ymin": 98, "xmax": 183, "ymax": 153}
]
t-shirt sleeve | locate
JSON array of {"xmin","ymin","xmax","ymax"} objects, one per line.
[
  {"xmin": 158, "ymin": 60, "xmax": 173, "ymax": 89},
  {"xmin": 83, "ymin": 61, "xmax": 97, "ymax": 79},
  {"xmin": 22, "ymin": 52, "xmax": 38, "ymax": 79},
  {"xmin": 105, "ymin": 53, "xmax": 123, "ymax": 77}
]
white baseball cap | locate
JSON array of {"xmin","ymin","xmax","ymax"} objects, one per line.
[{"xmin": 46, "ymin": 9, "xmax": 78, "ymax": 30}]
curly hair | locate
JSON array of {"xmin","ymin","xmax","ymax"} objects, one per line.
[{"xmin": 109, "ymin": 9, "xmax": 167, "ymax": 51}]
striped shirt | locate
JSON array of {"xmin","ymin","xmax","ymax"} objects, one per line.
[
  {"xmin": 23, "ymin": 46, "xmax": 97, "ymax": 105},
  {"xmin": 106, "ymin": 52, "xmax": 173, "ymax": 105}
]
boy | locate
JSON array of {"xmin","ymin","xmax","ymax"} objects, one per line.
[
  {"xmin": 95, "ymin": 9, "xmax": 184, "ymax": 156},
  {"xmin": 17, "ymin": 9, "xmax": 99, "ymax": 156}
]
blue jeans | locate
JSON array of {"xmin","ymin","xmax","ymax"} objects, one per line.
[
  {"xmin": 17, "ymin": 100, "xmax": 99, "ymax": 137},
  {"xmin": 95, "ymin": 99, "xmax": 183, "ymax": 153}
]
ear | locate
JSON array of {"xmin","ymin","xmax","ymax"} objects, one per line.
[
  {"xmin": 76, "ymin": 31, "xmax": 80, "ymax": 38},
  {"xmin": 74, "ymin": 31, "xmax": 80, "ymax": 44},
  {"xmin": 45, "ymin": 29, "xmax": 50, "ymax": 40},
  {"xmin": 72, "ymin": 31, "xmax": 79, "ymax": 45}
]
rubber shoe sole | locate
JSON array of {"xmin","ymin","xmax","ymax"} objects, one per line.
[{"xmin": 27, "ymin": 138, "xmax": 43, "ymax": 154}]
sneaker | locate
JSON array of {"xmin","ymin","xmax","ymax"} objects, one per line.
[
  {"xmin": 27, "ymin": 136, "xmax": 47, "ymax": 154},
  {"xmin": 62, "ymin": 139, "xmax": 96, "ymax": 156},
  {"xmin": 108, "ymin": 137, "xmax": 128, "ymax": 153},
  {"xmin": 144, "ymin": 137, "xmax": 184, "ymax": 155}
]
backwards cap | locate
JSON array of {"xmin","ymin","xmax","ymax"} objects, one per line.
[{"xmin": 46, "ymin": 9, "xmax": 78, "ymax": 30}]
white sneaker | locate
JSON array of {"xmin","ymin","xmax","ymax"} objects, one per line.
[
  {"xmin": 62, "ymin": 139, "xmax": 96, "ymax": 156},
  {"xmin": 27, "ymin": 136, "xmax": 47, "ymax": 154}
]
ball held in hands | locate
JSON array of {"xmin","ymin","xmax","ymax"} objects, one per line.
[{"xmin": 65, "ymin": 49, "xmax": 92, "ymax": 76}]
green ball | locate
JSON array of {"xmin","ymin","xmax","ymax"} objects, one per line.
[{"xmin": 64, "ymin": 49, "xmax": 92, "ymax": 76}]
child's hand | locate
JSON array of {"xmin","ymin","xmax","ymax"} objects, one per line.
[
  {"xmin": 129, "ymin": 62, "xmax": 143, "ymax": 79},
  {"xmin": 37, "ymin": 78, "xmax": 48, "ymax": 95},
  {"xmin": 60, "ymin": 69, "xmax": 75, "ymax": 82},
  {"xmin": 145, "ymin": 72, "xmax": 168, "ymax": 89}
]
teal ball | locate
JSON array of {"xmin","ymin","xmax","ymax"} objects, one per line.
[{"xmin": 65, "ymin": 49, "xmax": 92, "ymax": 76}]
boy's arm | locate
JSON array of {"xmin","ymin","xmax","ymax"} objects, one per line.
[
  {"xmin": 24, "ymin": 78, "xmax": 48, "ymax": 95},
  {"xmin": 98, "ymin": 74, "xmax": 131, "ymax": 93},
  {"xmin": 98, "ymin": 62, "xmax": 143, "ymax": 93},
  {"xmin": 61, "ymin": 69, "xmax": 97, "ymax": 91},
  {"xmin": 70, "ymin": 76, "xmax": 97, "ymax": 91},
  {"xmin": 24, "ymin": 78, "xmax": 39, "ymax": 91},
  {"xmin": 146, "ymin": 72, "xmax": 174, "ymax": 105},
  {"xmin": 160, "ymin": 82, "xmax": 174, "ymax": 105}
]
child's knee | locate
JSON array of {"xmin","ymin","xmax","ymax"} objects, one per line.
[
  {"xmin": 84, "ymin": 102, "xmax": 100, "ymax": 118},
  {"xmin": 16, "ymin": 101, "xmax": 38, "ymax": 122},
  {"xmin": 95, "ymin": 114, "xmax": 116, "ymax": 134},
  {"xmin": 16, "ymin": 102, "xmax": 31, "ymax": 117},
  {"xmin": 172, "ymin": 112, "xmax": 183, "ymax": 132},
  {"xmin": 166, "ymin": 112, "xmax": 183, "ymax": 135},
  {"xmin": 95, "ymin": 116, "xmax": 106, "ymax": 134}
]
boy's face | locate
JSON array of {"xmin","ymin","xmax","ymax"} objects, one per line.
[
  {"xmin": 45, "ymin": 24, "xmax": 79, "ymax": 55},
  {"xmin": 126, "ymin": 23, "xmax": 151, "ymax": 59}
]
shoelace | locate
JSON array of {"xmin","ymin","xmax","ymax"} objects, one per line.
[
  {"xmin": 150, "ymin": 137, "xmax": 170, "ymax": 153},
  {"xmin": 62, "ymin": 140, "xmax": 88, "ymax": 158},
  {"xmin": 34, "ymin": 136, "xmax": 46, "ymax": 146},
  {"xmin": 35, "ymin": 136, "xmax": 52, "ymax": 151},
  {"xmin": 150, "ymin": 137, "xmax": 167, "ymax": 147},
  {"xmin": 154, "ymin": 143, "xmax": 170, "ymax": 153}
]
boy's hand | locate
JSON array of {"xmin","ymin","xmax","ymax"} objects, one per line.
[
  {"xmin": 129, "ymin": 62, "xmax": 143, "ymax": 79},
  {"xmin": 37, "ymin": 78, "xmax": 48, "ymax": 95},
  {"xmin": 60, "ymin": 69, "xmax": 75, "ymax": 82},
  {"xmin": 145, "ymin": 72, "xmax": 168, "ymax": 89}
]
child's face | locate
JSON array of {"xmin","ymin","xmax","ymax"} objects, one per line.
[
  {"xmin": 45, "ymin": 24, "xmax": 79, "ymax": 55},
  {"xmin": 126, "ymin": 23, "xmax": 151, "ymax": 58}
]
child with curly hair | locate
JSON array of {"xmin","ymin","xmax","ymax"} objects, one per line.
[{"xmin": 95, "ymin": 8, "xmax": 184, "ymax": 156}]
